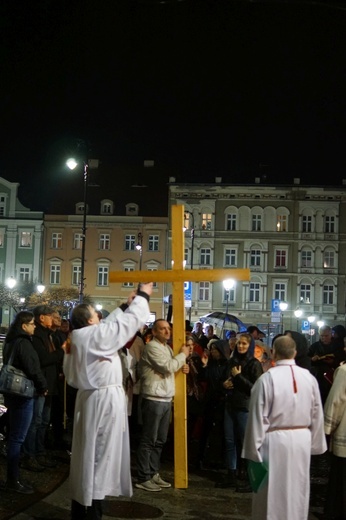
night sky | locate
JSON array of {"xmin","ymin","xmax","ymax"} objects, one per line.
[{"xmin": 2, "ymin": 0, "xmax": 346, "ymax": 216}]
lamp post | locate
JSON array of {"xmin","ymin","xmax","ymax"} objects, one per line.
[
  {"xmin": 184, "ymin": 211, "xmax": 195, "ymax": 322},
  {"xmin": 67, "ymin": 158, "xmax": 99, "ymax": 303},
  {"xmin": 279, "ymin": 301, "xmax": 288, "ymax": 334},
  {"xmin": 307, "ymin": 315, "xmax": 315, "ymax": 345},
  {"xmin": 294, "ymin": 309, "xmax": 303, "ymax": 332},
  {"xmin": 6, "ymin": 276, "xmax": 17, "ymax": 326},
  {"xmin": 136, "ymin": 232, "xmax": 143, "ymax": 270},
  {"xmin": 221, "ymin": 278, "xmax": 235, "ymax": 338}
]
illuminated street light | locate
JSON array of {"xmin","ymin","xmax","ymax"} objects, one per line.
[
  {"xmin": 279, "ymin": 301, "xmax": 288, "ymax": 334},
  {"xmin": 67, "ymin": 157, "xmax": 99, "ymax": 303},
  {"xmin": 136, "ymin": 232, "xmax": 143, "ymax": 270},
  {"xmin": 221, "ymin": 278, "xmax": 235, "ymax": 337},
  {"xmin": 294, "ymin": 308, "xmax": 303, "ymax": 332},
  {"xmin": 307, "ymin": 315, "xmax": 315, "ymax": 344}
]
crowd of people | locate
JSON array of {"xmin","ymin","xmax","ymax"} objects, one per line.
[{"xmin": 1, "ymin": 297, "xmax": 346, "ymax": 519}]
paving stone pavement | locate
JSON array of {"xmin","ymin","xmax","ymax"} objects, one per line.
[{"xmin": 6, "ymin": 453, "xmax": 328, "ymax": 520}]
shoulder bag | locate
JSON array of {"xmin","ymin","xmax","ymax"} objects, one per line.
[{"xmin": 0, "ymin": 341, "xmax": 35, "ymax": 398}]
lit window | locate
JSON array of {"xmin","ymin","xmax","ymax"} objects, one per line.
[
  {"xmin": 20, "ymin": 231, "xmax": 32, "ymax": 248},
  {"xmin": 74, "ymin": 233, "xmax": 83, "ymax": 249},
  {"xmin": 201, "ymin": 213, "xmax": 212, "ymax": 230},
  {"xmin": 99, "ymin": 234, "xmax": 110, "ymax": 250},
  {"xmin": 51, "ymin": 232, "xmax": 62, "ymax": 249}
]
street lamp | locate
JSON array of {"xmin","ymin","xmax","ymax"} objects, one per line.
[
  {"xmin": 294, "ymin": 309, "xmax": 303, "ymax": 332},
  {"xmin": 279, "ymin": 301, "xmax": 288, "ymax": 334},
  {"xmin": 221, "ymin": 278, "xmax": 235, "ymax": 337},
  {"xmin": 67, "ymin": 158, "xmax": 99, "ymax": 303},
  {"xmin": 6, "ymin": 276, "xmax": 17, "ymax": 326},
  {"xmin": 307, "ymin": 315, "xmax": 315, "ymax": 345},
  {"xmin": 136, "ymin": 232, "xmax": 143, "ymax": 270},
  {"xmin": 184, "ymin": 211, "xmax": 195, "ymax": 322}
]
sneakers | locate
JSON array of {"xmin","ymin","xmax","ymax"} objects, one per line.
[
  {"xmin": 151, "ymin": 473, "xmax": 171, "ymax": 488},
  {"xmin": 20, "ymin": 456, "xmax": 45, "ymax": 472},
  {"xmin": 3, "ymin": 480, "xmax": 34, "ymax": 494},
  {"xmin": 135, "ymin": 479, "xmax": 162, "ymax": 492}
]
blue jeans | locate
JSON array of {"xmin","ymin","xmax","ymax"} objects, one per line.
[
  {"xmin": 23, "ymin": 395, "xmax": 48, "ymax": 456},
  {"xmin": 136, "ymin": 398, "xmax": 172, "ymax": 482},
  {"xmin": 4, "ymin": 394, "xmax": 34, "ymax": 480},
  {"xmin": 224, "ymin": 404, "xmax": 248, "ymax": 471}
]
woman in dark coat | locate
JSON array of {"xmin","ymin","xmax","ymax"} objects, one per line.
[
  {"xmin": 217, "ymin": 333, "xmax": 263, "ymax": 490},
  {"xmin": 2, "ymin": 311, "xmax": 47, "ymax": 494}
]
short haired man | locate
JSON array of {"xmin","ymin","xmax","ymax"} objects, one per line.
[
  {"xmin": 135, "ymin": 319, "xmax": 190, "ymax": 491},
  {"xmin": 63, "ymin": 283, "xmax": 153, "ymax": 519},
  {"xmin": 22, "ymin": 305, "xmax": 65, "ymax": 471},
  {"xmin": 242, "ymin": 335, "xmax": 327, "ymax": 520},
  {"xmin": 308, "ymin": 325, "xmax": 334, "ymax": 404}
]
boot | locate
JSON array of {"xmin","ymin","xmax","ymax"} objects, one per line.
[
  {"xmin": 86, "ymin": 499, "xmax": 103, "ymax": 520},
  {"xmin": 215, "ymin": 469, "xmax": 237, "ymax": 488}
]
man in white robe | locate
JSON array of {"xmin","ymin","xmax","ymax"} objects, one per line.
[
  {"xmin": 63, "ymin": 284, "xmax": 152, "ymax": 520},
  {"xmin": 242, "ymin": 335, "xmax": 327, "ymax": 520}
]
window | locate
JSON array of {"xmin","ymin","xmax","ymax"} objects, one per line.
[
  {"xmin": 249, "ymin": 282, "xmax": 260, "ymax": 302},
  {"xmin": 99, "ymin": 234, "xmax": 110, "ymax": 250},
  {"xmin": 51, "ymin": 232, "xmax": 62, "ymax": 249},
  {"xmin": 201, "ymin": 213, "xmax": 212, "ymax": 230},
  {"xmin": 97, "ymin": 266, "xmax": 109, "ymax": 286},
  {"xmin": 148, "ymin": 235, "xmax": 159, "ymax": 251},
  {"xmin": 184, "ymin": 248, "xmax": 189, "ymax": 264},
  {"xmin": 300, "ymin": 284, "xmax": 311, "ymax": 304},
  {"xmin": 0, "ymin": 195, "xmax": 6, "ymax": 216},
  {"xmin": 276, "ymin": 214, "xmax": 288, "ymax": 232},
  {"xmin": 302, "ymin": 216, "xmax": 312, "ymax": 232},
  {"xmin": 200, "ymin": 248, "xmax": 211, "ymax": 265},
  {"xmin": 224, "ymin": 248, "xmax": 237, "ymax": 267},
  {"xmin": 123, "ymin": 266, "xmax": 134, "ymax": 288},
  {"xmin": 50, "ymin": 265, "xmax": 61, "ymax": 284},
  {"xmin": 102, "ymin": 202, "xmax": 112, "ymax": 214},
  {"xmin": 250, "ymin": 249, "xmax": 261, "ymax": 267},
  {"xmin": 274, "ymin": 283, "xmax": 286, "ymax": 301},
  {"xmin": 323, "ymin": 251, "xmax": 335, "ymax": 268},
  {"xmin": 74, "ymin": 233, "xmax": 83, "ymax": 249},
  {"xmin": 226, "ymin": 214, "xmax": 236, "ymax": 231},
  {"xmin": 19, "ymin": 267, "xmax": 30, "ymax": 282},
  {"xmin": 0, "ymin": 231, "xmax": 4, "ymax": 247},
  {"xmin": 252, "ymin": 214, "xmax": 262, "ymax": 231},
  {"xmin": 72, "ymin": 265, "xmax": 81, "ymax": 286},
  {"xmin": 199, "ymin": 281, "xmax": 210, "ymax": 301},
  {"xmin": 323, "ymin": 285, "xmax": 334, "ymax": 305},
  {"xmin": 324, "ymin": 216, "xmax": 335, "ymax": 233},
  {"xmin": 125, "ymin": 235, "xmax": 136, "ymax": 251},
  {"xmin": 20, "ymin": 231, "xmax": 32, "ymax": 248},
  {"xmin": 184, "ymin": 213, "xmax": 193, "ymax": 230},
  {"xmin": 301, "ymin": 250, "xmax": 312, "ymax": 268},
  {"xmin": 275, "ymin": 249, "xmax": 287, "ymax": 268}
]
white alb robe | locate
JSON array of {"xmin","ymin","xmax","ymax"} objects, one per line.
[
  {"xmin": 63, "ymin": 296, "xmax": 150, "ymax": 506},
  {"xmin": 242, "ymin": 359, "xmax": 327, "ymax": 520}
]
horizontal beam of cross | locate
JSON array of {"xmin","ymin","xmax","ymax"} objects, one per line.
[{"xmin": 109, "ymin": 268, "xmax": 250, "ymax": 284}]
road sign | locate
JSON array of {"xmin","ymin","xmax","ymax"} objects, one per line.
[
  {"xmin": 271, "ymin": 299, "xmax": 281, "ymax": 313},
  {"xmin": 184, "ymin": 281, "xmax": 192, "ymax": 307}
]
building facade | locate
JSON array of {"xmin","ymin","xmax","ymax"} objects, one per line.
[
  {"xmin": 0, "ymin": 177, "xmax": 44, "ymax": 326},
  {"xmin": 168, "ymin": 177, "xmax": 346, "ymax": 341},
  {"xmin": 42, "ymin": 201, "xmax": 168, "ymax": 320}
]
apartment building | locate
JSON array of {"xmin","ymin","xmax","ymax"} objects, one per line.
[
  {"xmin": 42, "ymin": 200, "xmax": 168, "ymax": 320},
  {"xmin": 0, "ymin": 177, "xmax": 44, "ymax": 326},
  {"xmin": 168, "ymin": 177, "xmax": 346, "ymax": 339}
]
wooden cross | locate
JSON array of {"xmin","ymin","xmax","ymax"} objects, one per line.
[{"xmin": 110, "ymin": 205, "xmax": 250, "ymax": 488}]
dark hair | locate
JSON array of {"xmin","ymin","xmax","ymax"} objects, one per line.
[
  {"xmin": 71, "ymin": 304, "xmax": 93, "ymax": 330},
  {"xmin": 6, "ymin": 310, "xmax": 35, "ymax": 342},
  {"xmin": 33, "ymin": 304, "xmax": 54, "ymax": 318}
]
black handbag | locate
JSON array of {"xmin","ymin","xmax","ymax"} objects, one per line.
[{"xmin": 0, "ymin": 341, "xmax": 34, "ymax": 398}]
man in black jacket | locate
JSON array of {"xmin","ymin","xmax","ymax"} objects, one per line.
[{"xmin": 22, "ymin": 305, "xmax": 65, "ymax": 471}]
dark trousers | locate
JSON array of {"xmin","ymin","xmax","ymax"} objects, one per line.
[{"xmin": 71, "ymin": 499, "xmax": 103, "ymax": 520}]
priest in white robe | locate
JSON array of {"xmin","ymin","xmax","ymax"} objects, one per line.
[
  {"xmin": 63, "ymin": 283, "xmax": 152, "ymax": 520},
  {"xmin": 242, "ymin": 334, "xmax": 327, "ymax": 520}
]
